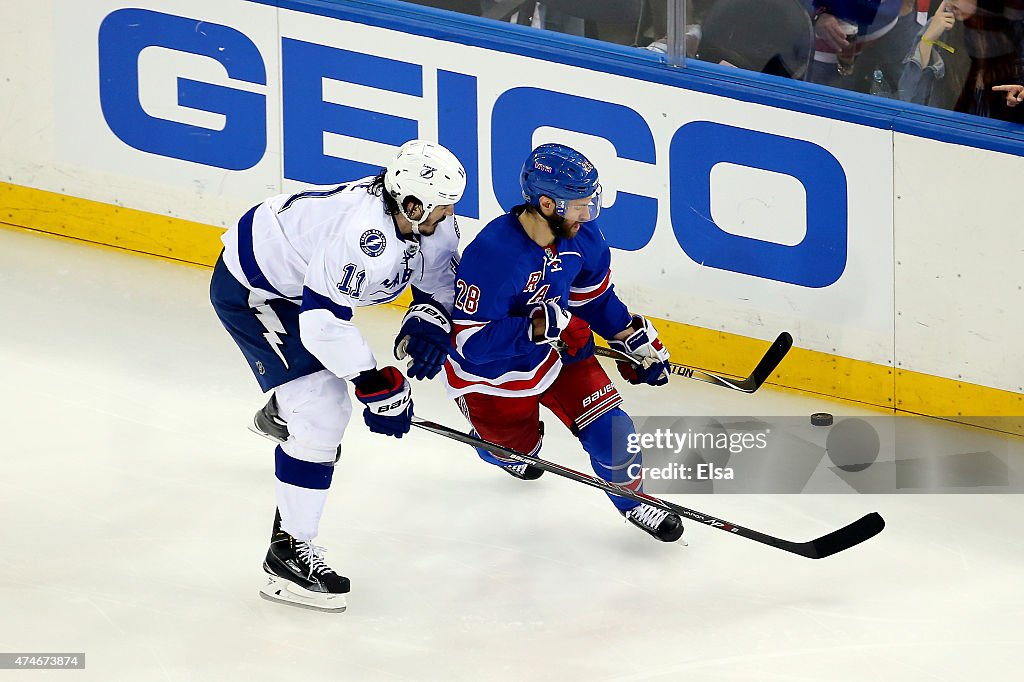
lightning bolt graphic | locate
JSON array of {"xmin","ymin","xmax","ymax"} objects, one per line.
[{"xmin": 249, "ymin": 292, "xmax": 289, "ymax": 369}]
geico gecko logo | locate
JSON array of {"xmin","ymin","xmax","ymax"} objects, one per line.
[{"xmin": 96, "ymin": 7, "xmax": 847, "ymax": 288}]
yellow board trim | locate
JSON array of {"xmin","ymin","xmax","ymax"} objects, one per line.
[
  {"xmin": 2, "ymin": 181, "xmax": 1019, "ymax": 434},
  {"xmin": 650, "ymin": 317, "xmax": 894, "ymax": 408},
  {"xmin": 651, "ymin": 319, "xmax": 1023, "ymax": 436},
  {"xmin": 1, "ymin": 182, "xmax": 224, "ymax": 266}
]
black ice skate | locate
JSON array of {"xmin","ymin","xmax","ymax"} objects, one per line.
[
  {"xmin": 250, "ymin": 394, "xmax": 289, "ymax": 443},
  {"xmin": 623, "ymin": 503, "xmax": 685, "ymax": 542},
  {"xmin": 260, "ymin": 512, "xmax": 350, "ymax": 612},
  {"xmin": 501, "ymin": 461, "xmax": 545, "ymax": 480}
]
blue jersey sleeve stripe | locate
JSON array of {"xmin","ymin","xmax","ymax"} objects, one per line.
[
  {"xmin": 278, "ymin": 183, "xmax": 349, "ymax": 213},
  {"xmin": 275, "ymin": 446, "xmax": 334, "ymax": 490},
  {"xmin": 301, "ymin": 286, "xmax": 354, "ymax": 321},
  {"xmin": 237, "ymin": 204, "xmax": 288, "ymax": 300}
]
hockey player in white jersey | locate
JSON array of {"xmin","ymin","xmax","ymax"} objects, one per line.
[{"xmin": 210, "ymin": 140, "xmax": 466, "ymax": 612}]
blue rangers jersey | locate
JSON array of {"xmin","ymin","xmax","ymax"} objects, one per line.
[
  {"xmin": 221, "ymin": 178, "xmax": 459, "ymax": 380},
  {"xmin": 443, "ymin": 211, "xmax": 631, "ymax": 398}
]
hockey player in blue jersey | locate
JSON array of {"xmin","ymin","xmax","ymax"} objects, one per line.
[
  {"xmin": 443, "ymin": 143, "xmax": 684, "ymax": 542},
  {"xmin": 210, "ymin": 140, "xmax": 466, "ymax": 611}
]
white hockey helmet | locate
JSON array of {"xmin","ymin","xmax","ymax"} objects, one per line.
[{"xmin": 384, "ymin": 140, "xmax": 466, "ymax": 231}]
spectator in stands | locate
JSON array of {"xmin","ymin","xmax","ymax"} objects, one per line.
[
  {"xmin": 807, "ymin": 0, "xmax": 906, "ymax": 87},
  {"xmin": 535, "ymin": 1, "xmax": 662, "ymax": 46},
  {"xmin": 899, "ymin": 0, "xmax": 1024, "ymax": 122},
  {"xmin": 848, "ymin": 0, "xmax": 929, "ymax": 94},
  {"xmin": 687, "ymin": 0, "xmax": 818, "ymax": 77},
  {"xmin": 991, "ymin": 0, "xmax": 1024, "ymax": 107},
  {"xmin": 644, "ymin": 0, "xmax": 703, "ymax": 56}
]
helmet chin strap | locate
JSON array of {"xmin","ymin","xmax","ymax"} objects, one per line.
[
  {"xmin": 409, "ymin": 210, "xmax": 427, "ymax": 236},
  {"xmin": 400, "ymin": 202, "xmax": 430, "ymax": 236}
]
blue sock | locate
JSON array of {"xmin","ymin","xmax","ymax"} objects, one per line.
[{"xmin": 578, "ymin": 408, "xmax": 642, "ymax": 512}]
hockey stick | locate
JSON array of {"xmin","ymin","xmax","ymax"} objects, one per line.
[
  {"xmin": 412, "ymin": 416, "xmax": 884, "ymax": 559},
  {"xmin": 595, "ymin": 331, "xmax": 793, "ymax": 393}
]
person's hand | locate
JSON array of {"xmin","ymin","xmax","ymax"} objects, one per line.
[
  {"xmin": 608, "ymin": 315, "xmax": 671, "ymax": 387},
  {"xmin": 353, "ymin": 367, "xmax": 413, "ymax": 438},
  {"xmin": 814, "ymin": 12, "xmax": 852, "ymax": 52},
  {"xmin": 993, "ymin": 84, "xmax": 1024, "ymax": 107},
  {"xmin": 924, "ymin": 1, "xmax": 955, "ymax": 42},
  {"xmin": 530, "ymin": 301, "xmax": 594, "ymax": 362},
  {"xmin": 394, "ymin": 301, "xmax": 452, "ymax": 381}
]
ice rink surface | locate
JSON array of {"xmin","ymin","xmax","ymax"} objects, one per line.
[{"xmin": 2, "ymin": 227, "xmax": 1022, "ymax": 681}]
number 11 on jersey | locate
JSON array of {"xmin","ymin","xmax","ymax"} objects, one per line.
[{"xmin": 337, "ymin": 263, "xmax": 366, "ymax": 298}]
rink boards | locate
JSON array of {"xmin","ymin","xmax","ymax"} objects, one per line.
[{"xmin": 0, "ymin": 0, "xmax": 1020, "ymax": 430}]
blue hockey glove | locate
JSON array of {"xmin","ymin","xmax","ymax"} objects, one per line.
[
  {"xmin": 530, "ymin": 301, "xmax": 595, "ymax": 364},
  {"xmin": 394, "ymin": 301, "xmax": 453, "ymax": 380},
  {"xmin": 353, "ymin": 366, "xmax": 413, "ymax": 438},
  {"xmin": 608, "ymin": 315, "xmax": 670, "ymax": 386}
]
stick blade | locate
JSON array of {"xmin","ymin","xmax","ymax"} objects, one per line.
[{"xmin": 797, "ymin": 512, "xmax": 886, "ymax": 559}]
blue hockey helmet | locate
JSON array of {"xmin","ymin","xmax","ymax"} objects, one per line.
[{"xmin": 520, "ymin": 144, "xmax": 602, "ymax": 222}]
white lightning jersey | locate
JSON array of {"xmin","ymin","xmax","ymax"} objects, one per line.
[{"xmin": 220, "ymin": 178, "xmax": 459, "ymax": 380}]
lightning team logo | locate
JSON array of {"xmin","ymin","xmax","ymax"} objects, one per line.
[
  {"xmin": 360, "ymin": 229, "xmax": 387, "ymax": 257},
  {"xmin": 248, "ymin": 292, "xmax": 289, "ymax": 369}
]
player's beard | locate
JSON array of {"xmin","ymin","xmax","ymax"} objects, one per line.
[{"xmin": 544, "ymin": 211, "xmax": 579, "ymax": 240}]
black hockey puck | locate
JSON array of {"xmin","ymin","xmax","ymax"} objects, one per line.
[{"xmin": 810, "ymin": 412, "xmax": 834, "ymax": 427}]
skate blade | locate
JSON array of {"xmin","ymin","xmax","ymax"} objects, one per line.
[
  {"xmin": 259, "ymin": 576, "xmax": 347, "ymax": 613},
  {"xmin": 248, "ymin": 422, "xmax": 286, "ymax": 444}
]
